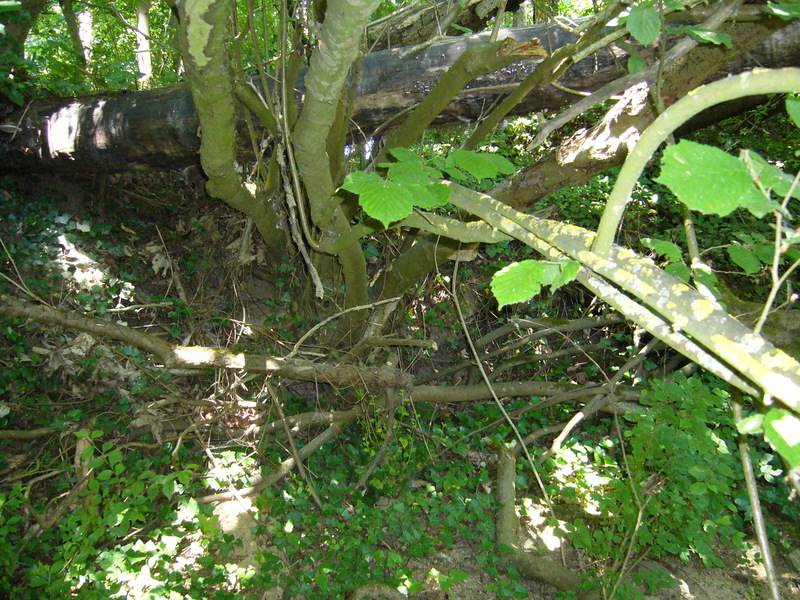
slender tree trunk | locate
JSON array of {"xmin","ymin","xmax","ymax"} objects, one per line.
[{"xmin": 136, "ymin": 0, "xmax": 153, "ymax": 89}]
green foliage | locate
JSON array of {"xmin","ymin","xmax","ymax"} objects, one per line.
[
  {"xmin": 625, "ymin": 2, "xmax": 660, "ymax": 47},
  {"xmin": 656, "ymin": 141, "xmax": 780, "ymax": 218},
  {"xmin": 738, "ymin": 409, "xmax": 800, "ymax": 471},
  {"xmin": 553, "ymin": 375, "xmax": 747, "ymax": 585},
  {"xmin": 491, "ymin": 259, "xmax": 579, "ymax": 308},
  {"xmin": 343, "ymin": 147, "xmax": 513, "ymax": 228}
]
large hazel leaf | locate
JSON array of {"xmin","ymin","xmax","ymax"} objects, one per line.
[
  {"xmin": 491, "ymin": 260, "xmax": 561, "ymax": 309},
  {"xmin": 656, "ymin": 141, "xmax": 777, "ymax": 217},
  {"xmin": 451, "ymin": 149, "xmax": 501, "ymax": 180},
  {"xmin": 358, "ymin": 180, "xmax": 416, "ymax": 228},
  {"xmin": 627, "ymin": 3, "xmax": 660, "ymax": 46}
]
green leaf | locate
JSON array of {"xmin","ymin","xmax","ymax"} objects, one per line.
[
  {"xmin": 359, "ymin": 180, "xmax": 415, "ymax": 228},
  {"xmin": 341, "ymin": 170, "xmax": 383, "ymax": 195},
  {"xmin": 741, "ymin": 150, "xmax": 800, "ymax": 201},
  {"xmin": 0, "ymin": 2, "xmax": 22, "ymax": 13},
  {"xmin": 763, "ymin": 409, "xmax": 800, "ymax": 470},
  {"xmin": 787, "ymin": 96, "xmax": 800, "ymax": 128},
  {"xmin": 413, "ymin": 182, "xmax": 450, "ymax": 210},
  {"xmin": 767, "ymin": 1, "xmax": 800, "ymax": 19},
  {"xmin": 550, "ymin": 260, "xmax": 579, "ymax": 293},
  {"xmin": 451, "ymin": 149, "xmax": 500, "ymax": 180},
  {"xmin": 627, "ymin": 3, "xmax": 660, "ymax": 46},
  {"xmin": 491, "ymin": 260, "xmax": 561, "ymax": 308},
  {"xmin": 386, "ymin": 161, "xmax": 431, "ymax": 187},
  {"xmin": 727, "ymin": 245, "xmax": 762, "ymax": 275},
  {"xmin": 162, "ymin": 478, "xmax": 175, "ymax": 500},
  {"xmin": 628, "ymin": 55, "xmax": 647, "ymax": 74},
  {"xmin": 669, "ymin": 25, "xmax": 732, "ymax": 48},
  {"xmin": 482, "ymin": 153, "xmax": 516, "ymax": 175},
  {"xmin": 736, "ymin": 413, "xmax": 765, "ymax": 435},
  {"xmin": 643, "ymin": 238, "xmax": 683, "ymax": 263},
  {"xmin": 656, "ymin": 141, "xmax": 777, "ymax": 217},
  {"xmin": 389, "ymin": 147, "xmax": 423, "ymax": 164}
]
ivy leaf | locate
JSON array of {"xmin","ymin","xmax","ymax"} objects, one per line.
[
  {"xmin": 669, "ymin": 25, "xmax": 732, "ymax": 48},
  {"xmin": 727, "ymin": 244, "xmax": 762, "ymax": 275},
  {"xmin": 787, "ymin": 96, "xmax": 800, "ymax": 128},
  {"xmin": 656, "ymin": 140, "xmax": 777, "ymax": 218},
  {"xmin": 627, "ymin": 3, "xmax": 660, "ymax": 46},
  {"xmin": 763, "ymin": 409, "xmax": 800, "ymax": 470},
  {"xmin": 491, "ymin": 260, "xmax": 561, "ymax": 308}
]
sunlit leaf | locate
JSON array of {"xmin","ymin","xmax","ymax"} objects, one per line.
[
  {"xmin": 767, "ymin": 1, "xmax": 800, "ymax": 19},
  {"xmin": 741, "ymin": 150, "xmax": 800, "ymax": 201},
  {"xmin": 358, "ymin": 180, "xmax": 415, "ymax": 228},
  {"xmin": 736, "ymin": 413, "xmax": 765, "ymax": 435},
  {"xmin": 451, "ymin": 149, "xmax": 500, "ymax": 180},
  {"xmin": 550, "ymin": 260, "xmax": 579, "ymax": 293},
  {"xmin": 491, "ymin": 260, "xmax": 560, "ymax": 308},
  {"xmin": 643, "ymin": 238, "xmax": 683, "ymax": 263},
  {"xmin": 656, "ymin": 141, "xmax": 777, "ymax": 217},
  {"xmin": 763, "ymin": 409, "xmax": 800, "ymax": 470},
  {"xmin": 727, "ymin": 245, "xmax": 762, "ymax": 274}
]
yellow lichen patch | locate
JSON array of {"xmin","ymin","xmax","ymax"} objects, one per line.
[
  {"xmin": 185, "ymin": 0, "xmax": 216, "ymax": 68},
  {"xmin": 689, "ymin": 298, "xmax": 717, "ymax": 321}
]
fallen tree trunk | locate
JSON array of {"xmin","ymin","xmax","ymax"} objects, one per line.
[{"xmin": 2, "ymin": 18, "xmax": 799, "ymax": 174}]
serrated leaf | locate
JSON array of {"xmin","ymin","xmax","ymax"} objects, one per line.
[
  {"xmin": 386, "ymin": 161, "xmax": 433, "ymax": 187},
  {"xmin": 787, "ymin": 96, "xmax": 800, "ymax": 128},
  {"xmin": 341, "ymin": 170, "xmax": 383, "ymax": 195},
  {"xmin": 551, "ymin": 261, "xmax": 579, "ymax": 292},
  {"xmin": 359, "ymin": 180, "xmax": 415, "ymax": 228},
  {"xmin": 741, "ymin": 150, "xmax": 800, "ymax": 201},
  {"xmin": 727, "ymin": 245, "xmax": 762, "ymax": 274},
  {"xmin": 627, "ymin": 4, "xmax": 660, "ymax": 46},
  {"xmin": 656, "ymin": 141, "xmax": 776, "ymax": 217},
  {"xmin": 414, "ymin": 182, "xmax": 450, "ymax": 209},
  {"xmin": 665, "ymin": 262, "xmax": 691, "ymax": 282},
  {"xmin": 483, "ymin": 153, "xmax": 516, "ymax": 175},
  {"xmin": 763, "ymin": 409, "xmax": 800, "ymax": 470},
  {"xmin": 491, "ymin": 260, "xmax": 561, "ymax": 308},
  {"xmin": 389, "ymin": 147, "xmax": 423, "ymax": 164},
  {"xmin": 451, "ymin": 149, "xmax": 499, "ymax": 180},
  {"xmin": 643, "ymin": 238, "xmax": 683, "ymax": 263}
]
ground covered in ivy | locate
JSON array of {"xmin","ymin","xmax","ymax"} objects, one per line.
[{"xmin": 1, "ymin": 154, "xmax": 798, "ymax": 599}]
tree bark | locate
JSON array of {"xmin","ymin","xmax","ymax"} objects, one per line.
[{"xmin": 2, "ymin": 18, "xmax": 798, "ymax": 175}]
